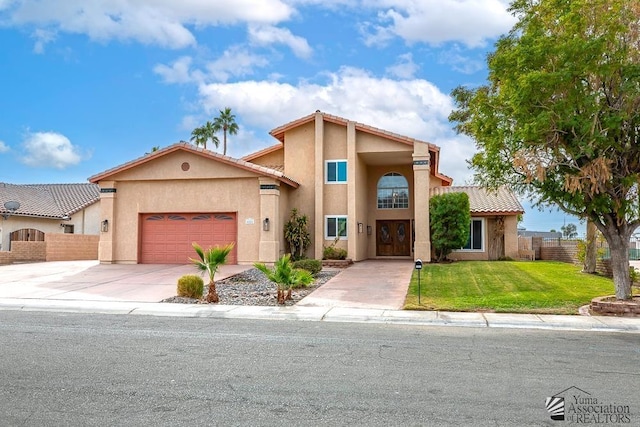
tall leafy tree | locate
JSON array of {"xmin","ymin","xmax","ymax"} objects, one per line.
[
  {"xmin": 450, "ymin": 0, "xmax": 640, "ymax": 300},
  {"xmin": 190, "ymin": 121, "xmax": 219, "ymax": 151},
  {"xmin": 212, "ymin": 107, "xmax": 239, "ymax": 156},
  {"xmin": 561, "ymin": 223, "xmax": 578, "ymax": 240},
  {"xmin": 430, "ymin": 192, "xmax": 471, "ymax": 262}
]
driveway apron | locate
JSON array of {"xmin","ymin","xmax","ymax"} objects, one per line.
[
  {"xmin": 0, "ymin": 261, "xmax": 251, "ymax": 303},
  {"xmin": 298, "ymin": 260, "xmax": 413, "ymax": 310}
]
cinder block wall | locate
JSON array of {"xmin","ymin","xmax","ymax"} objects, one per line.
[
  {"xmin": 45, "ymin": 234, "xmax": 99, "ymax": 261},
  {"xmin": 0, "ymin": 251, "xmax": 14, "ymax": 265},
  {"xmin": 12, "ymin": 241, "xmax": 46, "ymax": 262},
  {"xmin": 539, "ymin": 246, "xmax": 578, "ymax": 264}
]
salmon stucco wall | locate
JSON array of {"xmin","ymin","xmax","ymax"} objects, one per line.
[
  {"xmin": 107, "ymin": 178, "xmax": 261, "ymax": 264},
  {"xmin": 283, "ymin": 121, "xmax": 317, "ymax": 259},
  {"xmin": 98, "ymin": 150, "xmax": 268, "ymax": 264}
]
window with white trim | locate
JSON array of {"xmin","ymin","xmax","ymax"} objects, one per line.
[
  {"xmin": 377, "ymin": 172, "xmax": 409, "ymax": 209},
  {"xmin": 461, "ymin": 218, "xmax": 484, "ymax": 251},
  {"xmin": 325, "ymin": 216, "xmax": 347, "ymax": 240},
  {"xmin": 325, "ymin": 160, "xmax": 347, "ymax": 183}
]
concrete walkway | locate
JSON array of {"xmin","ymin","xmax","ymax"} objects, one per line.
[{"xmin": 297, "ymin": 260, "xmax": 413, "ymax": 309}]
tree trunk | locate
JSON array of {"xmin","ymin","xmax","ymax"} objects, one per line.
[
  {"xmin": 583, "ymin": 220, "xmax": 597, "ymax": 273},
  {"xmin": 277, "ymin": 287, "xmax": 285, "ymax": 304},
  {"xmin": 223, "ymin": 131, "xmax": 227, "ymax": 156},
  {"xmin": 206, "ymin": 281, "xmax": 219, "ymax": 303},
  {"xmin": 601, "ymin": 228, "xmax": 631, "ymax": 300},
  {"xmin": 286, "ymin": 288, "xmax": 292, "ymax": 300}
]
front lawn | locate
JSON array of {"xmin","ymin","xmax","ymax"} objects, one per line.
[{"xmin": 404, "ymin": 261, "xmax": 617, "ymax": 315}]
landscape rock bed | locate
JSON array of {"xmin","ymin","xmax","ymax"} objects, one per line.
[{"xmin": 162, "ymin": 268, "xmax": 339, "ymax": 306}]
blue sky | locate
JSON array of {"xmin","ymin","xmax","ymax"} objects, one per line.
[{"xmin": 0, "ymin": 0, "xmax": 582, "ymax": 234}]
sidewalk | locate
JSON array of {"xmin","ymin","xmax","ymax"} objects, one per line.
[
  {"xmin": 0, "ymin": 298, "xmax": 638, "ymax": 333},
  {"xmin": 0, "ymin": 260, "xmax": 638, "ymax": 333}
]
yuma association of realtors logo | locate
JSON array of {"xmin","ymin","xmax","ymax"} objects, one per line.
[{"xmin": 545, "ymin": 387, "xmax": 633, "ymax": 424}]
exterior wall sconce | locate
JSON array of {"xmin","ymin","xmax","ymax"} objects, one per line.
[
  {"xmin": 367, "ymin": 225, "xmax": 372, "ymax": 235},
  {"xmin": 263, "ymin": 217, "xmax": 270, "ymax": 231},
  {"xmin": 101, "ymin": 219, "xmax": 109, "ymax": 232},
  {"xmin": 2, "ymin": 200, "xmax": 20, "ymax": 220},
  {"xmin": 358, "ymin": 222, "xmax": 363, "ymax": 233}
]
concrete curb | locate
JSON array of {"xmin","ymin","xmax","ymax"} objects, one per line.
[{"xmin": 0, "ymin": 298, "xmax": 638, "ymax": 333}]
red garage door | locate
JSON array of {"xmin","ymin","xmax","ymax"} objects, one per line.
[{"xmin": 140, "ymin": 213, "xmax": 237, "ymax": 264}]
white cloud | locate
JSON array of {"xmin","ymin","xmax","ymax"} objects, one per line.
[
  {"xmin": 194, "ymin": 67, "xmax": 475, "ymax": 183},
  {"xmin": 153, "ymin": 56, "xmax": 198, "ymax": 84},
  {"xmin": 438, "ymin": 45, "xmax": 485, "ymax": 74},
  {"xmin": 204, "ymin": 46, "xmax": 270, "ymax": 82},
  {"xmin": 385, "ymin": 52, "xmax": 419, "ymax": 79},
  {"xmin": 21, "ymin": 131, "xmax": 83, "ymax": 169},
  {"xmin": 3, "ymin": 0, "xmax": 294, "ymax": 49},
  {"xmin": 362, "ymin": 0, "xmax": 516, "ymax": 48},
  {"xmin": 0, "ymin": 140, "xmax": 9, "ymax": 153},
  {"xmin": 154, "ymin": 47, "xmax": 270, "ymax": 84},
  {"xmin": 31, "ymin": 28, "xmax": 56, "ymax": 53},
  {"xmin": 248, "ymin": 25, "xmax": 313, "ymax": 59}
]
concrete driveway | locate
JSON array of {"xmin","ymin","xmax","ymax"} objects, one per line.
[
  {"xmin": 0, "ymin": 261, "xmax": 251, "ymax": 303},
  {"xmin": 0, "ymin": 260, "xmax": 414, "ymax": 309}
]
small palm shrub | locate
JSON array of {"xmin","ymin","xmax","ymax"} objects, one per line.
[
  {"xmin": 292, "ymin": 259, "xmax": 322, "ymax": 275},
  {"xmin": 190, "ymin": 242, "xmax": 235, "ymax": 303},
  {"xmin": 255, "ymin": 254, "xmax": 314, "ymax": 304},
  {"xmin": 177, "ymin": 275, "xmax": 204, "ymax": 299}
]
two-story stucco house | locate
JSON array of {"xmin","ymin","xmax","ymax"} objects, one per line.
[{"xmin": 89, "ymin": 111, "xmax": 524, "ymax": 265}]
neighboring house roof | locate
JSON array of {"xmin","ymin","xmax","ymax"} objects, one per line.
[
  {"xmin": 430, "ymin": 186, "xmax": 524, "ymax": 215},
  {"xmin": 518, "ymin": 230, "xmax": 562, "ymax": 238},
  {"xmin": 0, "ymin": 182, "xmax": 100, "ymax": 219},
  {"xmin": 88, "ymin": 142, "xmax": 300, "ymax": 188}
]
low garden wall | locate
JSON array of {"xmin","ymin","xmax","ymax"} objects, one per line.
[
  {"xmin": 591, "ymin": 296, "xmax": 640, "ymax": 317},
  {"xmin": 322, "ymin": 259, "xmax": 353, "ymax": 268},
  {"xmin": 45, "ymin": 234, "xmax": 99, "ymax": 261},
  {"xmin": 12, "ymin": 241, "xmax": 46, "ymax": 262},
  {"xmin": 0, "ymin": 251, "xmax": 14, "ymax": 265},
  {"xmin": 536, "ymin": 239, "xmax": 613, "ymax": 278},
  {"xmin": 0, "ymin": 234, "xmax": 99, "ymax": 264}
]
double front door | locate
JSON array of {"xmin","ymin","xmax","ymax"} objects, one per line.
[{"xmin": 376, "ymin": 220, "xmax": 411, "ymax": 256}]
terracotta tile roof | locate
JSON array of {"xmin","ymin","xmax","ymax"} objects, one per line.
[
  {"xmin": 430, "ymin": 186, "xmax": 524, "ymax": 215},
  {"xmin": 0, "ymin": 182, "xmax": 100, "ymax": 219},
  {"xmin": 88, "ymin": 142, "xmax": 299, "ymax": 188},
  {"xmin": 241, "ymin": 143, "xmax": 283, "ymax": 162},
  {"xmin": 269, "ymin": 111, "xmax": 440, "ymax": 152}
]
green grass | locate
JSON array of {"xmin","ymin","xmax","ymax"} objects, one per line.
[{"xmin": 404, "ymin": 261, "xmax": 620, "ymax": 315}]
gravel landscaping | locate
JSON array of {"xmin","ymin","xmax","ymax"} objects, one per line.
[{"xmin": 161, "ymin": 267, "xmax": 340, "ymax": 306}]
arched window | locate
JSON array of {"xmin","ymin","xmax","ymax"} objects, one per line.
[{"xmin": 377, "ymin": 173, "xmax": 409, "ymax": 209}]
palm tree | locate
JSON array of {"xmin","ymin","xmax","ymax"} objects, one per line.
[
  {"xmin": 212, "ymin": 107, "xmax": 238, "ymax": 156},
  {"xmin": 190, "ymin": 121, "xmax": 219, "ymax": 151},
  {"xmin": 190, "ymin": 242, "xmax": 234, "ymax": 303},
  {"xmin": 254, "ymin": 254, "xmax": 314, "ymax": 304}
]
